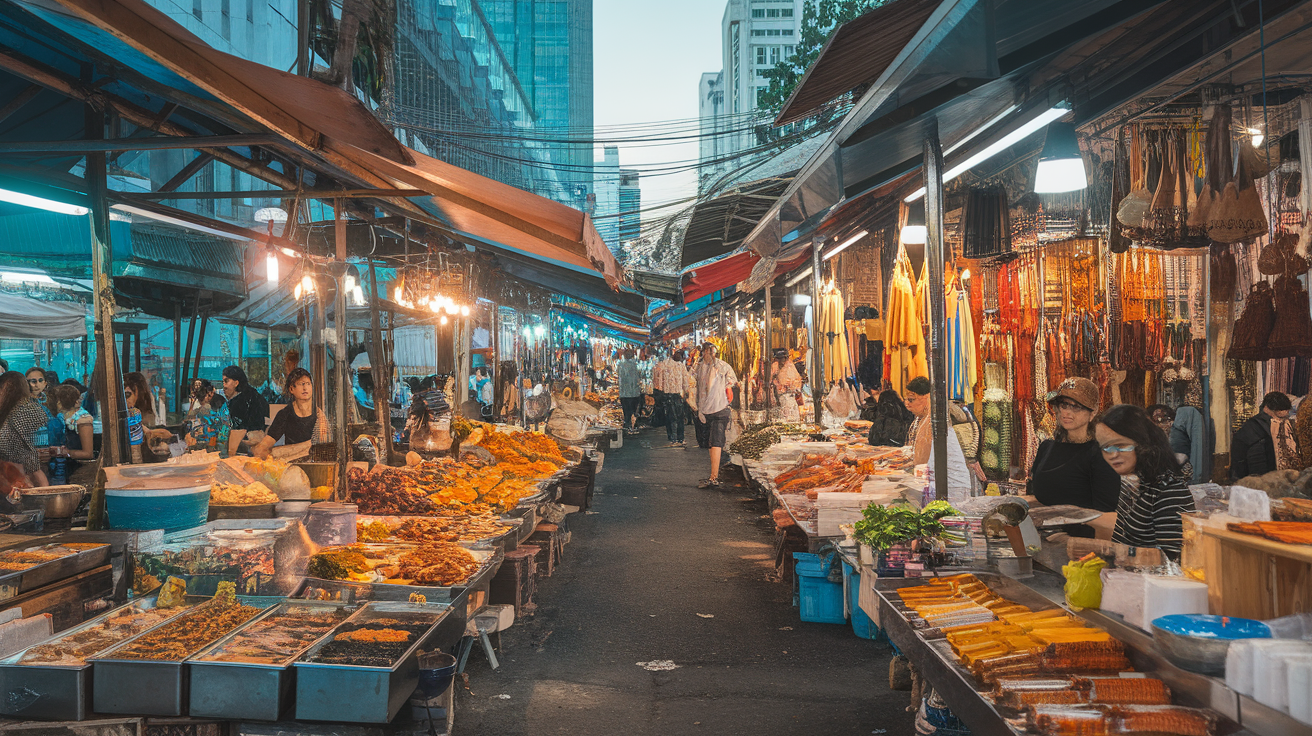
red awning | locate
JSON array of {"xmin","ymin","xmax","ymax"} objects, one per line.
[{"xmin": 682, "ymin": 250, "xmax": 811, "ymax": 303}]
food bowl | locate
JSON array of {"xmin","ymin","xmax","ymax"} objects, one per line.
[
  {"xmin": 19, "ymin": 485, "xmax": 85, "ymax": 518},
  {"xmin": 1151, "ymin": 614, "xmax": 1272, "ymax": 674}
]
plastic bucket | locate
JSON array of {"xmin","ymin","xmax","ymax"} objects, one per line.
[
  {"xmin": 843, "ymin": 561, "xmax": 879, "ymax": 639},
  {"xmin": 417, "ymin": 652, "xmax": 458, "ymax": 699},
  {"xmin": 105, "ymin": 485, "xmax": 209, "ymax": 533},
  {"xmin": 794, "ymin": 552, "xmax": 846, "ymax": 625}
]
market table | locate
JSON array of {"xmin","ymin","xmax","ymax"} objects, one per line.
[{"xmin": 872, "ymin": 568, "xmax": 1308, "ymax": 736}]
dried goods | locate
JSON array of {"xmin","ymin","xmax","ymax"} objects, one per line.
[
  {"xmin": 210, "ymin": 481, "xmax": 279, "ymax": 505},
  {"xmin": 357, "ymin": 521, "xmax": 391, "ymax": 542},
  {"xmin": 307, "ymin": 547, "xmax": 370, "ymax": 580},
  {"xmin": 396, "ymin": 542, "xmax": 481, "ymax": 585},
  {"xmin": 157, "ymin": 575, "xmax": 188, "ymax": 608},
  {"xmin": 20, "ymin": 604, "xmax": 191, "ymax": 665},
  {"xmin": 306, "ymin": 614, "xmax": 438, "ymax": 667},
  {"xmin": 110, "ymin": 595, "xmax": 260, "ymax": 661},
  {"xmin": 348, "ymin": 467, "xmax": 437, "ymax": 515},
  {"xmin": 335, "ymin": 628, "xmax": 409, "ymax": 644},
  {"xmin": 359, "ymin": 516, "xmax": 511, "ymax": 544},
  {"xmin": 192, "ymin": 605, "xmax": 353, "ymax": 665}
]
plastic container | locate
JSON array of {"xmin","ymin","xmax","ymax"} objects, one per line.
[
  {"xmin": 842, "ymin": 561, "xmax": 878, "ymax": 639},
  {"xmin": 275, "ymin": 500, "xmax": 312, "ymax": 519},
  {"xmin": 417, "ymin": 651, "xmax": 457, "ymax": 699},
  {"xmin": 1151, "ymin": 614, "xmax": 1271, "ymax": 675},
  {"xmin": 794, "ymin": 552, "xmax": 846, "ymax": 625},
  {"xmin": 304, "ymin": 502, "xmax": 357, "ymax": 546},
  {"xmin": 104, "ymin": 486, "xmax": 209, "ymax": 533}
]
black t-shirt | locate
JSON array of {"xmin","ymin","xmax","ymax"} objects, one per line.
[
  {"xmin": 1027, "ymin": 439, "xmax": 1122, "ymax": 512},
  {"xmin": 268, "ymin": 405, "xmax": 317, "ymax": 445},
  {"xmin": 227, "ymin": 387, "xmax": 269, "ymax": 432}
]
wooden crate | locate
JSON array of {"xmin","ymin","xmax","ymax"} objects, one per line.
[
  {"xmin": 489, "ymin": 545, "xmax": 538, "ymax": 616},
  {"xmin": 1199, "ymin": 525, "xmax": 1312, "ymax": 619}
]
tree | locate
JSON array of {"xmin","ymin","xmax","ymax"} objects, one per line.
[{"xmin": 758, "ymin": 0, "xmax": 887, "ymax": 116}]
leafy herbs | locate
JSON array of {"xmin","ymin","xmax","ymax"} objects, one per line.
[{"xmin": 853, "ymin": 502, "xmax": 961, "ymax": 550}]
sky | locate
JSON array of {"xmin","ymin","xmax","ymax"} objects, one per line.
[{"xmin": 593, "ymin": 0, "xmax": 726, "ymax": 229}]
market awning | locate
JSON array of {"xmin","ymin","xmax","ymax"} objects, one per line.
[
  {"xmin": 681, "ymin": 250, "xmax": 810, "ymax": 304},
  {"xmin": 0, "ymin": 291, "xmax": 87, "ymax": 339},
  {"xmin": 681, "ymin": 176, "xmax": 793, "ymax": 269},
  {"xmin": 494, "ymin": 250, "xmax": 646, "ymax": 323},
  {"xmin": 774, "ymin": 0, "xmax": 943, "ymax": 126}
]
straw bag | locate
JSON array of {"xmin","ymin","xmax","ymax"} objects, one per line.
[
  {"xmin": 1268, "ymin": 274, "xmax": 1312, "ymax": 358},
  {"xmin": 961, "ymin": 185, "xmax": 1012, "ymax": 258},
  {"xmin": 1109, "ymin": 131, "xmax": 1132, "ymax": 254},
  {"xmin": 1227, "ymin": 281, "xmax": 1276, "ymax": 361},
  {"xmin": 1188, "ymin": 107, "xmax": 1230, "ymax": 231},
  {"xmin": 1209, "ymin": 133, "xmax": 1268, "ymax": 244},
  {"xmin": 1144, "ymin": 130, "xmax": 1192, "ymax": 248},
  {"xmin": 1117, "ymin": 126, "xmax": 1152, "ymax": 231}
]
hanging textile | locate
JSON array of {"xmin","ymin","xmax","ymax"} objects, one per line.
[
  {"xmin": 945, "ymin": 279, "xmax": 977, "ymax": 402},
  {"xmin": 883, "ymin": 252, "xmax": 927, "ymax": 395},
  {"xmin": 819, "ymin": 284, "xmax": 851, "ymax": 385}
]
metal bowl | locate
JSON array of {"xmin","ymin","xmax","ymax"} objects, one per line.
[
  {"xmin": 1151, "ymin": 614, "xmax": 1272, "ymax": 675},
  {"xmin": 19, "ymin": 485, "xmax": 85, "ymax": 518}
]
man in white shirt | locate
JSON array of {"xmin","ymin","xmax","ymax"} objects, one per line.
[
  {"xmin": 906, "ymin": 377, "xmax": 972, "ymax": 503},
  {"xmin": 652, "ymin": 349, "xmax": 690, "ymax": 446},
  {"xmin": 694, "ymin": 342, "xmax": 738, "ymax": 488}
]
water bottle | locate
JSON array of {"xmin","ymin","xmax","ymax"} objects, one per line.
[
  {"xmin": 48, "ymin": 420, "xmax": 67, "ymax": 485},
  {"xmin": 126, "ymin": 408, "xmax": 144, "ymax": 464}
]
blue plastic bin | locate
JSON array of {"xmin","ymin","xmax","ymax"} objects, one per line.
[
  {"xmin": 843, "ymin": 561, "xmax": 879, "ymax": 639},
  {"xmin": 105, "ymin": 486, "xmax": 210, "ymax": 533},
  {"xmin": 794, "ymin": 552, "xmax": 846, "ymax": 625}
]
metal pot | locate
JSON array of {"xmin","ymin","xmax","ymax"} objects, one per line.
[{"xmin": 19, "ymin": 485, "xmax": 85, "ymax": 518}]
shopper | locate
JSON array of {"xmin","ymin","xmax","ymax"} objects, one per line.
[
  {"xmin": 652, "ymin": 349, "xmax": 689, "ymax": 446},
  {"xmin": 1230, "ymin": 391, "xmax": 1292, "ymax": 479},
  {"xmin": 1026, "ymin": 377, "xmax": 1120, "ymax": 512},
  {"xmin": 905, "ymin": 376, "xmax": 971, "ymax": 501},
  {"xmin": 221, "ymin": 365, "xmax": 270, "ymax": 456},
  {"xmin": 866, "ymin": 390, "xmax": 913, "ymax": 446},
  {"xmin": 0, "ymin": 372, "xmax": 48, "ymax": 486},
  {"xmin": 694, "ymin": 342, "xmax": 737, "ymax": 488},
  {"xmin": 769, "ymin": 349, "xmax": 803, "ymax": 422},
  {"xmin": 1094, "ymin": 404, "xmax": 1195, "ymax": 560},
  {"xmin": 252, "ymin": 368, "xmax": 330, "ymax": 459},
  {"xmin": 187, "ymin": 380, "xmax": 218, "ymax": 423},
  {"xmin": 616, "ymin": 349, "xmax": 641, "ymax": 435}
]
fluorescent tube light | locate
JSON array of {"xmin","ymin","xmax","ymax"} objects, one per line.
[
  {"xmin": 0, "ymin": 187, "xmax": 89, "ymax": 216},
  {"xmin": 785, "ymin": 267, "xmax": 813, "ymax": 288},
  {"xmin": 823, "ymin": 231, "xmax": 868, "ymax": 260}
]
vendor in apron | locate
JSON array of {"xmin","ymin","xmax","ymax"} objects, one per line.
[{"xmin": 770, "ymin": 349, "xmax": 803, "ymax": 422}]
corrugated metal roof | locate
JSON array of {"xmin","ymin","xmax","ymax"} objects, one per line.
[{"xmin": 128, "ymin": 226, "xmax": 244, "ymax": 279}]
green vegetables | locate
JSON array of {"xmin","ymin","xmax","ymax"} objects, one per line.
[{"xmin": 853, "ymin": 501, "xmax": 960, "ymax": 550}]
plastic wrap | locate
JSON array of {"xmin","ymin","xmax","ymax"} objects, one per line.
[
  {"xmin": 1264, "ymin": 612, "xmax": 1312, "ymax": 639},
  {"xmin": 1142, "ymin": 577, "xmax": 1208, "ymax": 626},
  {"xmin": 1254, "ymin": 644, "xmax": 1312, "ymax": 713},
  {"xmin": 1229, "ymin": 485, "xmax": 1272, "ymax": 522},
  {"xmin": 133, "ymin": 519, "xmax": 313, "ymax": 596},
  {"xmin": 1099, "ymin": 570, "xmax": 1148, "ymax": 627}
]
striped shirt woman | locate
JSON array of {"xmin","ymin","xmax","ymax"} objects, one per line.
[{"xmin": 1094, "ymin": 404, "xmax": 1197, "ymax": 561}]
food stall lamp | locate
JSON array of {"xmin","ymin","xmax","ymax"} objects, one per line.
[
  {"xmin": 523, "ymin": 327, "xmax": 533, "ymax": 338},
  {"xmin": 344, "ymin": 265, "xmax": 358, "ymax": 294},
  {"xmin": 440, "ymin": 315, "xmax": 448, "ymax": 325},
  {"xmin": 393, "ymin": 285, "xmax": 404, "ymax": 301},
  {"xmin": 301, "ymin": 275, "xmax": 314, "ymax": 294},
  {"xmin": 824, "ymin": 230, "xmax": 867, "ymax": 260},
  {"xmin": 1248, "ymin": 127, "xmax": 1265, "ymax": 147},
  {"xmin": 444, "ymin": 301, "xmax": 458, "ymax": 315},
  {"xmin": 535, "ymin": 325, "xmax": 546, "ymax": 337},
  {"xmin": 352, "ymin": 284, "xmax": 364, "ymax": 305},
  {"xmin": 791, "ymin": 294, "xmax": 811, "ymax": 307},
  {"xmin": 253, "ymin": 207, "xmax": 288, "ymax": 223},
  {"xmin": 429, "ymin": 300, "xmax": 441, "ymax": 313},
  {"xmin": 460, "ymin": 305, "xmax": 470, "ymax": 316},
  {"xmin": 900, "ymin": 201, "xmax": 927, "ymax": 245},
  {"xmin": 1033, "ymin": 121, "xmax": 1087, "ymax": 193},
  {"xmin": 266, "ymin": 250, "xmax": 279, "ymax": 284},
  {"xmin": 294, "ymin": 283, "xmax": 303, "ymax": 300}
]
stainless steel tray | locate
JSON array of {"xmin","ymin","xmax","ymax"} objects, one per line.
[
  {"xmin": 185, "ymin": 600, "xmax": 361, "ymax": 721},
  {"xmin": 0, "ymin": 542, "xmax": 111, "ymax": 601},
  {"xmin": 89, "ymin": 596, "xmax": 274, "ymax": 716},
  {"xmin": 293, "ymin": 601, "xmax": 464, "ymax": 723},
  {"xmin": 299, "ymin": 547, "xmax": 501, "ymax": 604},
  {"xmin": 355, "ymin": 514, "xmax": 521, "ymax": 551},
  {"xmin": 0, "ymin": 596, "xmax": 190, "ymax": 721}
]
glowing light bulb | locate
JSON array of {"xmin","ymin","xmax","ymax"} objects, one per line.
[
  {"xmin": 429, "ymin": 301, "xmax": 441, "ymax": 313},
  {"xmin": 352, "ymin": 285, "xmax": 364, "ymax": 305},
  {"xmin": 445, "ymin": 301, "xmax": 458, "ymax": 315},
  {"xmin": 294, "ymin": 283, "xmax": 303, "ymax": 300},
  {"xmin": 440, "ymin": 315, "xmax": 448, "ymax": 325},
  {"xmin": 266, "ymin": 252, "xmax": 278, "ymax": 283},
  {"xmin": 344, "ymin": 272, "xmax": 356, "ymax": 293},
  {"xmin": 393, "ymin": 286, "xmax": 403, "ymax": 301},
  {"xmin": 301, "ymin": 275, "xmax": 314, "ymax": 293},
  {"xmin": 460, "ymin": 305, "xmax": 470, "ymax": 317}
]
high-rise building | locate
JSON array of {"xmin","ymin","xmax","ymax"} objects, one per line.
[
  {"xmin": 696, "ymin": 0, "xmax": 803, "ymax": 194},
  {"xmin": 618, "ymin": 169, "xmax": 641, "ymax": 250},
  {"xmin": 481, "ymin": 0, "xmax": 595, "ymax": 207},
  {"xmin": 593, "ymin": 146, "xmax": 620, "ymax": 250}
]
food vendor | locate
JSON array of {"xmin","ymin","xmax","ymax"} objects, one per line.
[
  {"xmin": 221, "ymin": 365, "xmax": 270, "ymax": 456},
  {"xmin": 906, "ymin": 376, "xmax": 971, "ymax": 501},
  {"xmin": 1026, "ymin": 378, "xmax": 1120, "ymax": 513},
  {"xmin": 124, "ymin": 372, "xmax": 173, "ymax": 460},
  {"xmin": 1094, "ymin": 404, "xmax": 1196, "ymax": 560},
  {"xmin": 0, "ymin": 371, "xmax": 49, "ymax": 487},
  {"xmin": 866, "ymin": 390, "xmax": 914, "ymax": 446},
  {"xmin": 251, "ymin": 368, "xmax": 330, "ymax": 459},
  {"xmin": 769, "ymin": 348, "xmax": 803, "ymax": 422}
]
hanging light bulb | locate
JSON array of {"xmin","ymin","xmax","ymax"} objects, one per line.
[
  {"xmin": 440, "ymin": 315, "xmax": 448, "ymax": 325},
  {"xmin": 1248, "ymin": 127, "xmax": 1265, "ymax": 147},
  {"xmin": 294, "ymin": 283, "xmax": 303, "ymax": 300},
  {"xmin": 301, "ymin": 274, "xmax": 314, "ymax": 294},
  {"xmin": 460, "ymin": 305, "xmax": 470, "ymax": 317},
  {"xmin": 1033, "ymin": 121, "xmax": 1087, "ymax": 193},
  {"xmin": 352, "ymin": 284, "xmax": 364, "ymax": 305},
  {"xmin": 900, "ymin": 201, "xmax": 927, "ymax": 245},
  {"xmin": 444, "ymin": 301, "xmax": 458, "ymax": 315},
  {"xmin": 393, "ymin": 285, "xmax": 404, "ymax": 301},
  {"xmin": 266, "ymin": 250, "xmax": 279, "ymax": 284},
  {"xmin": 429, "ymin": 300, "xmax": 441, "ymax": 313},
  {"xmin": 523, "ymin": 326, "xmax": 533, "ymax": 339},
  {"xmin": 344, "ymin": 267, "xmax": 357, "ymax": 294}
]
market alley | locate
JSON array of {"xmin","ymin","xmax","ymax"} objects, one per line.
[{"xmin": 456, "ymin": 430, "xmax": 915, "ymax": 735}]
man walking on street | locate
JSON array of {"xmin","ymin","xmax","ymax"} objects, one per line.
[
  {"xmin": 695, "ymin": 342, "xmax": 738, "ymax": 488},
  {"xmin": 653, "ymin": 349, "xmax": 690, "ymax": 446},
  {"xmin": 617, "ymin": 349, "xmax": 641, "ymax": 435}
]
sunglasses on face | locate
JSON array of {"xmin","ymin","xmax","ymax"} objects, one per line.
[
  {"xmin": 1100, "ymin": 444, "xmax": 1137, "ymax": 455},
  {"xmin": 1053, "ymin": 401, "xmax": 1088, "ymax": 412}
]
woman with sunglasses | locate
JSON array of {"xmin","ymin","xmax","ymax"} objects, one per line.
[
  {"xmin": 1026, "ymin": 378, "xmax": 1120, "ymax": 513},
  {"xmin": 1094, "ymin": 404, "xmax": 1196, "ymax": 560}
]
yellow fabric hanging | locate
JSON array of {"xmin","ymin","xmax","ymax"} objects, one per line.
[{"xmin": 884, "ymin": 252, "xmax": 928, "ymax": 395}]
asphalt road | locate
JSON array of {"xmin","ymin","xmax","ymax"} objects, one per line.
[{"xmin": 454, "ymin": 428, "xmax": 915, "ymax": 735}]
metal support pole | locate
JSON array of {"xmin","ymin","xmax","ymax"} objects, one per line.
[
  {"xmin": 810, "ymin": 236, "xmax": 824, "ymax": 424},
  {"xmin": 764, "ymin": 277, "xmax": 773, "ymax": 419},
  {"xmin": 368, "ymin": 259, "xmax": 393, "ymax": 465},
  {"xmin": 925, "ymin": 121, "xmax": 950, "ymax": 501},
  {"xmin": 334, "ymin": 199, "xmax": 350, "ymax": 498},
  {"xmin": 180, "ymin": 297, "xmax": 198, "ymax": 402},
  {"xmin": 172, "ymin": 303, "xmax": 182, "ymax": 413}
]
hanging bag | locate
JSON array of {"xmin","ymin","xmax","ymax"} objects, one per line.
[
  {"xmin": 1117, "ymin": 125, "xmax": 1152, "ymax": 231},
  {"xmin": 1210, "ymin": 244, "xmax": 1237, "ymax": 301},
  {"xmin": 1189, "ymin": 108, "xmax": 1230, "ymax": 231},
  {"xmin": 1227, "ymin": 281, "xmax": 1276, "ymax": 361},
  {"xmin": 1268, "ymin": 274, "xmax": 1312, "ymax": 358},
  {"xmin": 1209, "ymin": 111, "xmax": 1269, "ymax": 243},
  {"xmin": 1110, "ymin": 130, "xmax": 1132, "ymax": 253}
]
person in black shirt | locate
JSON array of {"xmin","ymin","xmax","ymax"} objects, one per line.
[
  {"xmin": 252, "ymin": 368, "xmax": 329, "ymax": 459},
  {"xmin": 221, "ymin": 365, "xmax": 269, "ymax": 456},
  {"xmin": 1027, "ymin": 377, "xmax": 1121, "ymax": 513}
]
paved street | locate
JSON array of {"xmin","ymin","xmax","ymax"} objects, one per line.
[{"xmin": 456, "ymin": 429, "xmax": 914, "ymax": 735}]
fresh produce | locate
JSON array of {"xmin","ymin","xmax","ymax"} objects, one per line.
[{"xmin": 853, "ymin": 501, "xmax": 960, "ymax": 550}]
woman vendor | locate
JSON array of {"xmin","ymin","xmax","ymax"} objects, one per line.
[
  {"xmin": 0, "ymin": 371, "xmax": 49, "ymax": 487},
  {"xmin": 1094, "ymin": 404, "xmax": 1196, "ymax": 560},
  {"xmin": 769, "ymin": 349, "xmax": 803, "ymax": 422},
  {"xmin": 1026, "ymin": 377, "xmax": 1121, "ymax": 513},
  {"xmin": 251, "ymin": 368, "xmax": 330, "ymax": 459}
]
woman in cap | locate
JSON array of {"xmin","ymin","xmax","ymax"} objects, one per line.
[{"xmin": 1026, "ymin": 377, "xmax": 1121, "ymax": 513}]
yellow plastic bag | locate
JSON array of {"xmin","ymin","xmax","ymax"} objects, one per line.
[{"xmin": 1062, "ymin": 553, "xmax": 1107, "ymax": 610}]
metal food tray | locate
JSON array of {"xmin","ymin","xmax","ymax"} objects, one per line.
[
  {"xmin": 299, "ymin": 547, "xmax": 500, "ymax": 604},
  {"xmin": 293, "ymin": 600, "xmax": 465, "ymax": 723},
  {"xmin": 0, "ymin": 596, "xmax": 192, "ymax": 721},
  {"xmin": 88, "ymin": 595, "xmax": 275, "ymax": 716},
  {"xmin": 356, "ymin": 514, "xmax": 521, "ymax": 552},
  {"xmin": 185, "ymin": 600, "xmax": 362, "ymax": 721},
  {"xmin": 0, "ymin": 542, "xmax": 111, "ymax": 599}
]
